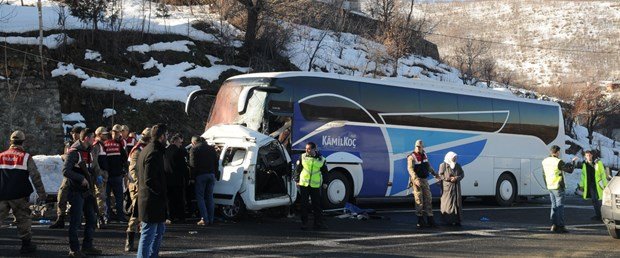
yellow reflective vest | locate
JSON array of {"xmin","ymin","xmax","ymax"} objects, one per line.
[
  {"xmin": 299, "ymin": 153, "xmax": 326, "ymax": 188},
  {"xmin": 542, "ymin": 156, "xmax": 563, "ymax": 190},
  {"xmin": 580, "ymin": 160, "xmax": 608, "ymax": 200}
]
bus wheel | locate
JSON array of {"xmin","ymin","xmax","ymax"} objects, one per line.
[
  {"xmin": 219, "ymin": 194, "xmax": 246, "ymax": 221},
  {"xmin": 322, "ymin": 172, "xmax": 352, "ymax": 209},
  {"xmin": 495, "ymin": 173, "xmax": 516, "ymax": 206}
]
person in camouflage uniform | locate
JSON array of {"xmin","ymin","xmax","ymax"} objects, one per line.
[
  {"xmin": 0, "ymin": 130, "xmax": 47, "ymax": 254},
  {"xmin": 407, "ymin": 139, "xmax": 439, "ymax": 228},
  {"xmin": 50, "ymin": 126, "xmax": 83, "ymax": 229},
  {"xmin": 124, "ymin": 127, "xmax": 151, "ymax": 252},
  {"xmin": 93, "ymin": 126, "xmax": 110, "ymax": 228}
]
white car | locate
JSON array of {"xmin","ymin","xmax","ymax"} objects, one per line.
[
  {"xmin": 602, "ymin": 174, "xmax": 620, "ymax": 239},
  {"xmin": 202, "ymin": 125, "xmax": 297, "ymax": 220}
]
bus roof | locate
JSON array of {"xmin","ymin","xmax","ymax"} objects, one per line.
[{"xmin": 228, "ymin": 72, "xmax": 559, "ymax": 107}]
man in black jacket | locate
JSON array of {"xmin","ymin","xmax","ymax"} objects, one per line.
[
  {"xmin": 137, "ymin": 123, "xmax": 168, "ymax": 258},
  {"xmin": 62, "ymin": 128, "xmax": 103, "ymax": 257},
  {"xmin": 164, "ymin": 133, "xmax": 189, "ymax": 222},
  {"xmin": 189, "ymin": 137, "xmax": 219, "ymax": 226}
]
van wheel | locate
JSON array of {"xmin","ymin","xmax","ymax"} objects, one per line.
[
  {"xmin": 495, "ymin": 173, "xmax": 516, "ymax": 206},
  {"xmin": 322, "ymin": 172, "xmax": 352, "ymax": 209},
  {"xmin": 219, "ymin": 194, "xmax": 246, "ymax": 221},
  {"xmin": 608, "ymin": 224, "xmax": 620, "ymax": 239}
]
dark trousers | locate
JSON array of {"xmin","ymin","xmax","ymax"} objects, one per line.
[
  {"xmin": 106, "ymin": 175, "xmax": 125, "ymax": 219},
  {"xmin": 299, "ymin": 186, "xmax": 323, "ymax": 226},
  {"xmin": 167, "ymin": 186, "xmax": 186, "ymax": 220},
  {"xmin": 589, "ymin": 187, "xmax": 602, "ymax": 218},
  {"xmin": 68, "ymin": 192, "xmax": 97, "ymax": 252}
]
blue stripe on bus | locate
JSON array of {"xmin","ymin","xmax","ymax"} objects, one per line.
[
  {"xmin": 390, "ymin": 139, "xmax": 487, "ymax": 196},
  {"xmin": 385, "ymin": 128, "xmax": 477, "ymax": 155}
]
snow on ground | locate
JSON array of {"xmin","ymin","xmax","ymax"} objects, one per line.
[
  {"xmin": 103, "ymin": 108, "xmax": 116, "ymax": 118},
  {"xmin": 127, "ymin": 40, "xmax": 195, "ymax": 53},
  {"xmin": 32, "ymin": 155, "xmax": 64, "ymax": 194},
  {"xmin": 0, "ymin": 0, "xmax": 242, "ymax": 47},
  {"xmin": 0, "ymin": 33, "xmax": 75, "ymax": 49},
  {"xmin": 284, "ymin": 23, "xmax": 462, "ymax": 83},
  {"xmin": 84, "ymin": 49, "xmax": 102, "ymax": 61},
  {"xmin": 70, "ymin": 57, "xmax": 249, "ymax": 103},
  {"xmin": 51, "ymin": 63, "xmax": 89, "ymax": 80}
]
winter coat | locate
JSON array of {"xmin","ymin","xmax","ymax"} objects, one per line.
[
  {"xmin": 189, "ymin": 142, "xmax": 219, "ymax": 178},
  {"xmin": 137, "ymin": 140, "xmax": 168, "ymax": 223},
  {"xmin": 104, "ymin": 138, "xmax": 127, "ymax": 177},
  {"xmin": 164, "ymin": 144, "xmax": 189, "ymax": 187}
]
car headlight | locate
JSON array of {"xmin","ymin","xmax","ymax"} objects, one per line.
[{"xmin": 602, "ymin": 187, "xmax": 612, "ymax": 207}]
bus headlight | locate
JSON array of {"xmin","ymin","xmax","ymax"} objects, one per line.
[{"xmin": 602, "ymin": 187, "xmax": 612, "ymax": 207}]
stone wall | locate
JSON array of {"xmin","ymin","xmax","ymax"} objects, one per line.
[{"xmin": 0, "ymin": 78, "xmax": 64, "ymax": 155}]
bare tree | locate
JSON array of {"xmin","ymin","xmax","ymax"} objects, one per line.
[
  {"xmin": 573, "ymin": 87, "xmax": 620, "ymax": 144},
  {"xmin": 366, "ymin": 0, "xmax": 399, "ymax": 29},
  {"xmin": 452, "ymin": 38, "xmax": 490, "ymax": 86},
  {"xmin": 236, "ymin": 0, "xmax": 264, "ymax": 51},
  {"xmin": 479, "ymin": 57, "xmax": 496, "ymax": 88}
]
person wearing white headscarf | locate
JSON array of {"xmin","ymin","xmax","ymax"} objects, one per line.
[{"xmin": 439, "ymin": 151, "xmax": 465, "ymax": 226}]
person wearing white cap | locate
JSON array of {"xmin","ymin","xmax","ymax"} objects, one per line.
[
  {"xmin": 104, "ymin": 124, "xmax": 128, "ymax": 222},
  {"xmin": 93, "ymin": 126, "xmax": 110, "ymax": 228}
]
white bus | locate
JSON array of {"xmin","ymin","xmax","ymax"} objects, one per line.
[{"xmin": 187, "ymin": 71, "xmax": 564, "ymax": 215}]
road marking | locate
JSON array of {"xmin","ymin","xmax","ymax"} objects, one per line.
[
  {"xmin": 245, "ymin": 238, "xmax": 479, "ymax": 257},
  {"xmin": 375, "ymin": 205, "xmax": 593, "ymax": 214},
  {"xmin": 159, "ymin": 228, "xmax": 510, "ymax": 256}
]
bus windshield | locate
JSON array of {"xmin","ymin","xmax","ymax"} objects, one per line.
[{"xmin": 206, "ymin": 78, "xmax": 269, "ymax": 131}]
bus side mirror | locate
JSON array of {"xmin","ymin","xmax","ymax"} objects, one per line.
[{"xmin": 185, "ymin": 89, "xmax": 215, "ymax": 115}]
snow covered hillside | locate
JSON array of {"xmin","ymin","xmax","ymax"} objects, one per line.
[{"xmin": 412, "ymin": 1, "xmax": 620, "ymax": 87}]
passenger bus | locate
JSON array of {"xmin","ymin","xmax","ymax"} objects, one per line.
[{"xmin": 187, "ymin": 72, "xmax": 564, "ymax": 213}]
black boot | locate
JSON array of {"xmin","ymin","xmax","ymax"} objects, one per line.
[
  {"xmin": 427, "ymin": 216, "xmax": 437, "ymax": 228},
  {"xmin": 49, "ymin": 215, "xmax": 65, "ymax": 229},
  {"xmin": 125, "ymin": 232, "xmax": 136, "ymax": 252},
  {"xmin": 20, "ymin": 238, "xmax": 37, "ymax": 254},
  {"xmin": 416, "ymin": 216, "xmax": 426, "ymax": 228}
]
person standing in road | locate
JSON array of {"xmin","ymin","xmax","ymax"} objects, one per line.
[
  {"xmin": 189, "ymin": 136, "xmax": 219, "ymax": 226},
  {"xmin": 438, "ymin": 151, "xmax": 465, "ymax": 226},
  {"xmin": 577, "ymin": 150, "xmax": 609, "ymax": 221},
  {"xmin": 542, "ymin": 145, "xmax": 577, "ymax": 234},
  {"xmin": 63, "ymin": 128, "xmax": 103, "ymax": 257},
  {"xmin": 0, "ymin": 130, "xmax": 47, "ymax": 254},
  {"xmin": 407, "ymin": 139, "xmax": 439, "ymax": 228},
  {"xmin": 137, "ymin": 123, "xmax": 169, "ymax": 258},
  {"xmin": 124, "ymin": 127, "xmax": 151, "ymax": 252},
  {"xmin": 165, "ymin": 133, "xmax": 189, "ymax": 223},
  {"xmin": 93, "ymin": 126, "xmax": 110, "ymax": 228},
  {"xmin": 50, "ymin": 126, "xmax": 82, "ymax": 229},
  {"xmin": 105, "ymin": 124, "xmax": 128, "ymax": 222},
  {"xmin": 295, "ymin": 142, "xmax": 329, "ymax": 230}
]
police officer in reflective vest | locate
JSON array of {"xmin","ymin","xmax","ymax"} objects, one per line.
[
  {"xmin": 295, "ymin": 142, "xmax": 329, "ymax": 230},
  {"xmin": 0, "ymin": 130, "xmax": 46, "ymax": 254},
  {"xmin": 577, "ymin": 150, "xmax": 609, "ymax": 221},
  {"xmin": 542, "ymin": 145, "xmax": 577, "ymax": 233}
]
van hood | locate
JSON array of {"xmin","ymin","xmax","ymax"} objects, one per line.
[{"xmin": 202, "ymin": 124, "xmax": 274, "ymax": 146}]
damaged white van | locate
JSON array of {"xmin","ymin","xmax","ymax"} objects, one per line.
[{"xmin": 186, "ymin": 77, "xmax": 298, "ymax": 220}]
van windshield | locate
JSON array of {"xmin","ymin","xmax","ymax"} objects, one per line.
[{"xmin": 206, "ymin": 78, "xmax": 269, "ymax": 131}]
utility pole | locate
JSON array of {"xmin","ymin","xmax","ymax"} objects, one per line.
[{"xmin": 37, "ymin": 0, "xmax": 45, "ymax": 81}]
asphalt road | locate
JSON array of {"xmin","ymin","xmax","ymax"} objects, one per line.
[{"xmin": 1, "ymin": 196, "xmax": 618, "ymax": 257}]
